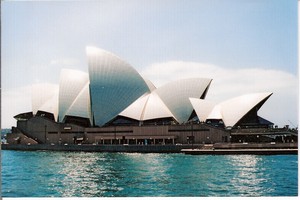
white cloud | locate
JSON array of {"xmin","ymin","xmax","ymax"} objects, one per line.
[
  {"xmin": 1, "ymin": 85, "xmax": 32, "ymax": 128},
  {"xmin": 141, "ymin": 61, "xmax": 298, "ymax": 127},
  {"xmin": 1, "ymin": 83, "xmax": 59, "ymax": 128}
]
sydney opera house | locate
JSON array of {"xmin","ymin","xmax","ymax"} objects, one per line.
[{"xmin": 10, "ymin": 46, "xmax": 295, "ymax": 146}]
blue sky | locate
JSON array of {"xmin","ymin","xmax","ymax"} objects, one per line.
[{"xmin": 1, "ymin": 0, "xmax": 298, "ymax": 128}]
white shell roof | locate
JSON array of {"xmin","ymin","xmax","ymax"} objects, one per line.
[
  {"xmin": 143, "ymin": 77, "xmax": 156, "ymax": 92},
  {"xmin": 206, "ymin": 105, "xmax": 222, "ymax": 120},
  {"xmin": 120, "ymin": 91, "xmax": 173, "ymax": 121},
  {"xmin": 190, "ymin": 92, "xmax": 273, "ymax": 127},
  {"xmin": 58, "ymin": 69, "xmax": 91, "ymax": 123},
  {"xmin": 87, "ymin": 46, "xmax": 150, "ymax": 126},
  {"xmin": 189, "ymin": 98, "xmax": 215, "ymax": 122},
  {"xmin": 32, "ymin": 83, "xmax": 59, "ymax": 120},
  {"xmin": 155, "ymin": 78, "xmax": 212, "ymax": 123},
  {"xmin": 119, "ymin": 93, "xmax": 150, "ymax": 120},
  {"xmin": 219, "ymin": 92, "xmax": 273, "ymax": 127},
  {"xmin": 143, "ymin": 92, "xmax": 173, "ymax": 120}
]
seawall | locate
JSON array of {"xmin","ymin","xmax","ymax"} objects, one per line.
[
  {"xmin": 1, "ymin": 144, "xmax": 190, "ymax": 153},
  {"xmin": 1, "ymin": 143, "xmax": 298, "ymax": 154},
  {"xmin": 181, "ymin": 148, "xmax": 298, "ymax": 155}
]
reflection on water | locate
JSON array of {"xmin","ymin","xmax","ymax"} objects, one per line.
[
  {"xmin": 53, "ymin": 153, "xmax": 172, "ymax": 196},
  {"xmin": 55, "ymin": 153, "xmax": 124, "ymax": 196},
  {"xmin": 227, "ymin": 155, "xmax": 268, "ymax": 196},
  {"xmin": 1, "ymin": 151, "xmax": 298, "ymax": 197},
  {"xmin": 58, "ymin": 153, "xmax": 101, "ymax": 196}
]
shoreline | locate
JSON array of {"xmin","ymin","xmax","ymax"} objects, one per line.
[
  {"xmin": 181, "ymin": 148, "xmax": 298, "ymax": 155},
  {"xmin": 1, "ymin": 143, "xmax": 298, "ymax": 154}
]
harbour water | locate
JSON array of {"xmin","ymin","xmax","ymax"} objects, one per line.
[{"xmin": 1, "ymin": 150, "xmax": 298, "ymax": 197}]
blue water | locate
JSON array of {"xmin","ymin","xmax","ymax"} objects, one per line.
[{"xmin": 1, "ymin": 150, "xmax": 298, "ymax": 197}]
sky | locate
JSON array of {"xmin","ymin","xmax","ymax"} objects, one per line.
[{"xmin": 1, "ymin": 0, "xmax": 298, "ymax": 128}]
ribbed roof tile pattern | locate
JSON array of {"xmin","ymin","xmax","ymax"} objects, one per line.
[
  {"xmin": 58, "ymin": 69, "xmax": 91, "ymax": 123},
  {"xmin": 190, "ymin": 92, "xmax": 273, "ymax": 127},
  {"xmin": 143, "ymin": 77, "xmax": 156, "ymax": 92},
  {"xmin": 155, "ymin": 78, "xmax": 212, "ymax": 123},
  {"xmin": 219, "ymin": 92, "xmax": 272, "ymax": 127},
  {"xmin": 120, "ymin": 91, "xmax": 173, "ymax": 121},
  {"xmin": 87, "ymin": 47, "xmax": 150, "ymax": 126},
  {"xmin": 119, "ymin": 93, "xmax": 149, "ymax": 120},
  {"xmin": 189, "ymin": 98, "xmax": 215, "ymax": 122}
]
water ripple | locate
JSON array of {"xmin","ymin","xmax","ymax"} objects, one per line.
[{"xmin": 1, "ymin": 151, "xmax": 298, "ymax": 197}]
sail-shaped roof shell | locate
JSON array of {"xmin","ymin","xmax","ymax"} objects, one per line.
[
  {"xmin": 119, "ymin": 93, "xmax": 150, "ymax": 121},
  {"xmin": 189, "ymin": 98, "xmax": 215, "ymax": 122},
  {"xmin": 58, "ymin": 69, "xmax": 91, "ymax": 123},
  {"xmin": 219, "ymin": 92, "xmax": 273, "ymax": 127},
  {"xmin": 155, "ymin": 78, "xmax": 212, "ymax": 123},
  {"xmin": 143, "ymin": 77, "xmax": 156, "ymax": 92},
  {"xmin": 87, "ymin": 46, "xmax": 150, "ymax": 126},
  {"xmin": 190, "ymin": 92, "xmax": 273, "ymax": 127},
  {"xmin": 120, "ymin": 91, "xmax": 173, "ymax": 121}
]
